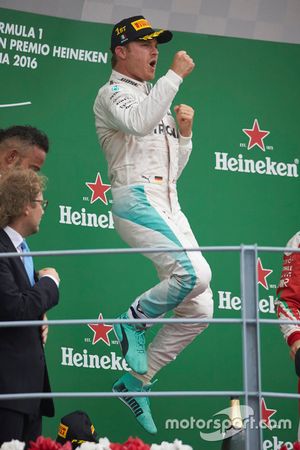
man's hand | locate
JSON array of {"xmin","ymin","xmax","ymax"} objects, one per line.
[
  {"xmin": 39, "ymin": 267, "xmax": 60, "ymax": 284},
  {"xmin": 41, "ymin": 313, "xmax": 48, "ymax": 345},
  {"xmin": 171, "ymin": 51, "xmax": 195, "ymax": 78},
  {"xmin": 174, "ymin": 104, "xmax": 194, "ymax": 137}
]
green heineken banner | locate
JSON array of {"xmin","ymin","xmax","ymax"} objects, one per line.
[{"xmin": 0, "ymin": 7, "xmax": 299, "ymax": 449}]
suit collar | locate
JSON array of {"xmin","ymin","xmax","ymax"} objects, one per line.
[
  {"xmin": 0, "ymin": 228, "xmax": 32, "ymax": 283},
  {"xmin": 0, "ymin": 228, "xmax": 17, "ymax": 251},
  {"xmin": 110, "ymin": 70, "xmax": 151, "ymax": 94},
  {"xmin": 3, "ymin": 226, "xmax": 23, "ymax": 250}
]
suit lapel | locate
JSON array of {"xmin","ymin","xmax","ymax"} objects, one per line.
[
  {"xmin": 0, "ymin": 228, "xmax": 18, "ymax": 251},
  {"xmin": 0, "ymin": 229, "xmax": 32, "ymax": 285}
]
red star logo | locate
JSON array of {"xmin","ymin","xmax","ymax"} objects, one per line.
[
  {"xmin": 88, "ymin": 313, "xmax": 113, "ymax": 346},
  {"xmin": 257, "ymin": 258, "xmax": 273, "ymax": 290},
  {"xmin": 261, "ymin": 398, "xmax": 277, "ymax": 430},
  {"xmin": 242, "ymin": 119, "xmax": 270, "ymax": 151},
  {"xmin": 86, "ymin": 172, "xmax": 111, "ymax": 205}
]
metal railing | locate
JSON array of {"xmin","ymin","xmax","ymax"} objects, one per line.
[{"xmin": 1, "ymin": 244, "xmax": 300, "ymax": 449}]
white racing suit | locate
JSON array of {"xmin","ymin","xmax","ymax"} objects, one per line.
[{"xmin": 94, "ymin": 69, "xmax": 213, "ymax": 380}]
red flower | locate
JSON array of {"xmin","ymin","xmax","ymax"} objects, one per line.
[
  {"xmin": 28, "ymin": 436, "xmax": 72, "ymax": 450},
  {"xmin": 122, "ymin": 437, "xmax": 150, "ymax": 450},
  {"xmin": 110, "ymin": 437, "xmax": 150, "ymax": 450}
]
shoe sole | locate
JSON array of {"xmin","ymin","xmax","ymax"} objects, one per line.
[
  {"xmin": 113, "ymin": 384, "xmax": 144, "ymax": 418},
  {"xmin": 112, "ymin": 384, "xmax": 157, "ymax": 434}
]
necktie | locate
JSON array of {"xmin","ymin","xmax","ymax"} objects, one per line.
[{"xmin": 20, "ymin": 240, "xmax": 35, "ymax": 286}]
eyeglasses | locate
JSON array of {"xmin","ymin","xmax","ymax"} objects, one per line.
[{"xmin": 33, "ymin": 199, "xmax": 49, "ymax": 210}]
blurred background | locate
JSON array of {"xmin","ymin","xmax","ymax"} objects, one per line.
[{"xmin": 1, "ymin": 0, "xmax": 300, "ymax": 44}]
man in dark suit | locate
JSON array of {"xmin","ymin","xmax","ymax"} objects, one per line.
[
  {"xmin": 0, "ymin": 125, "xmax": 50, "ymax": 347},
  {"xmin": 0, "ymin": 169, "xmax": 60, "ymax": 444}
]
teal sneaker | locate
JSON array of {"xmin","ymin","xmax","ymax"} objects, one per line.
[
  {"xmin": 113, "ymin": 313, "xmax": 147, "ymax": 374},
  {"xmin": 112, "ymin": 372, "xmax": 157, "ymax": 434}
]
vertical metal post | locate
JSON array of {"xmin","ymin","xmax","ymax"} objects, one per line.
[{"xmin": 240, "ymin": 245, "xmax": 263, "ymax": 450}]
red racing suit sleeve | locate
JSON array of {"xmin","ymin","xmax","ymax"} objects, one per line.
[
  {"xmin": 276, "ymin": 231, "xmax": 300, "ymax": 346},
  {"xmin": 277, "ymin": 232, "xmax": 300, "ymax": 307}
]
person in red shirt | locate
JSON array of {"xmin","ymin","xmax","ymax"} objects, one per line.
[
  {"xmin": 276, "ymin": 231, "xmax": 300, "ymax": 361},
  {"xmin": 276, "ymin": 231, "xmax": 300, "ymax": 440}
]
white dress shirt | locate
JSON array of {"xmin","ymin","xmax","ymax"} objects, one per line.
[{"xmin": 3, "ymin": 226, "xmax": 59, "ymax": 287}]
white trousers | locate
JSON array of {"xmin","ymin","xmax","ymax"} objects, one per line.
[{"xmin": 112, "ymin": 184, "xmax": 214, "ymax": 381}]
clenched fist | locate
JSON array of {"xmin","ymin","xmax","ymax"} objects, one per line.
[
  {"xmin": 174, "ymin": 104, "xmax": 194, "ymax": 137},
  {"xmin": 171, "ymin": 51, "xmax": 195, "ymax": 78}
]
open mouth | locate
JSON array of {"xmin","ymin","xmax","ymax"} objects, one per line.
[{"xmin": 149, "ymin": 60, "xmax": 157, "ymax": 68}]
